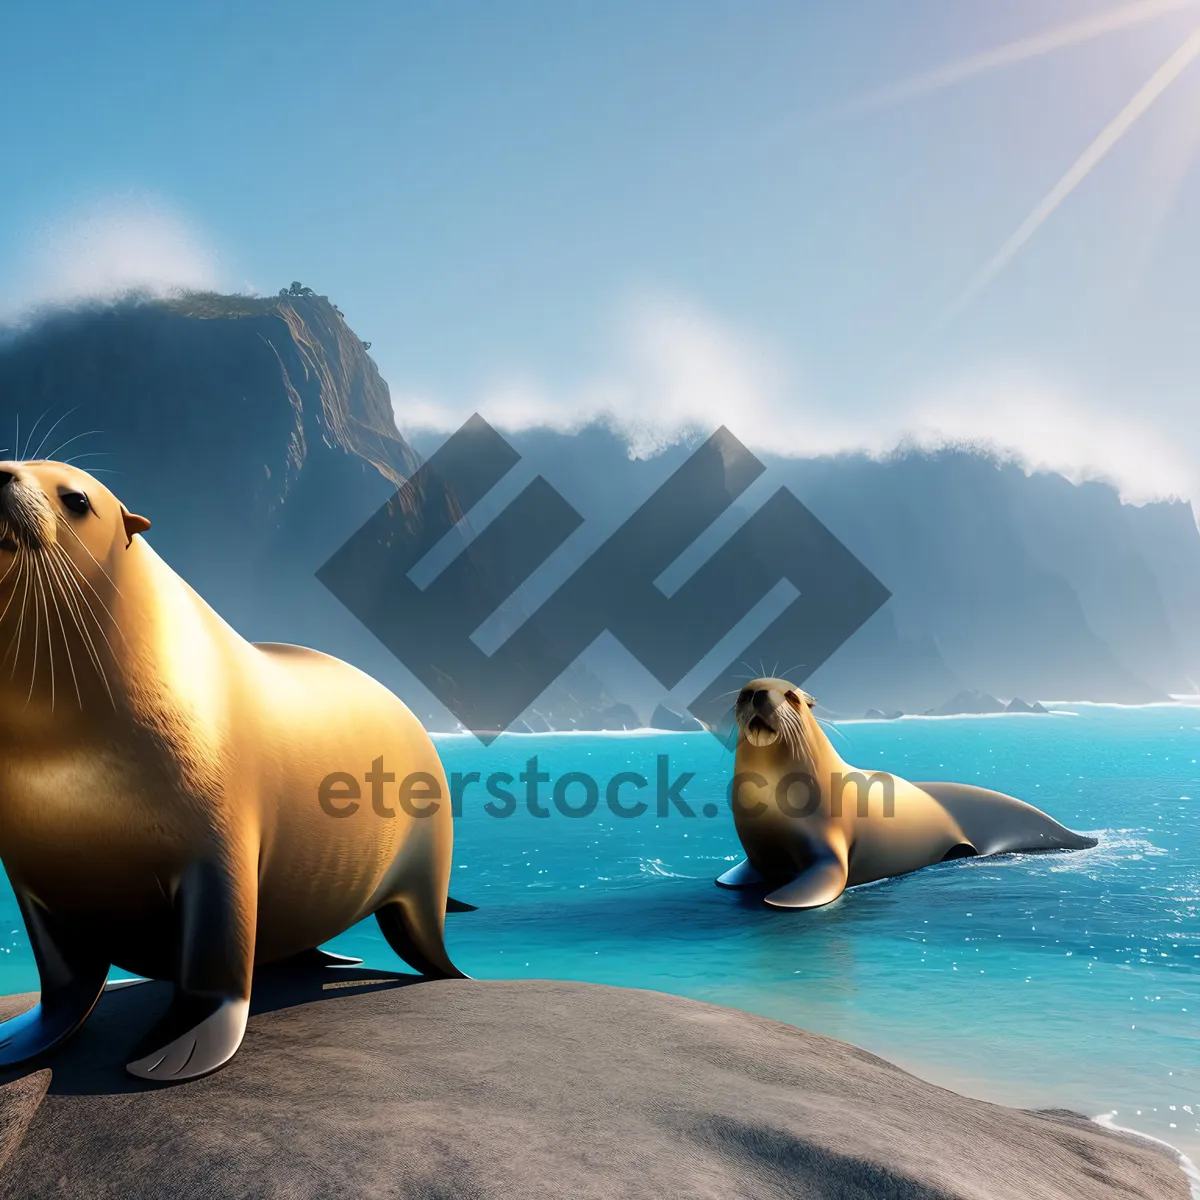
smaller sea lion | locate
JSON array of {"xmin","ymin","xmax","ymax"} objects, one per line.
[{"xmin": 717, "ymin": 677, "xmax": 1096, "ymax": 909}]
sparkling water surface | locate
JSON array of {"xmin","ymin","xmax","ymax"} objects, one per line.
[{"xmin": 0, "ymin": 703, "xmax": 1195, "ymax": 1159}]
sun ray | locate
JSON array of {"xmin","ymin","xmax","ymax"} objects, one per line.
[
  {"xmin": 835, "ymin": 0, "xmax": 1197, "ymax": 119},
  {"xmin": 935, "ymin": 25, "xmax": 1200, "ymax": 335}
]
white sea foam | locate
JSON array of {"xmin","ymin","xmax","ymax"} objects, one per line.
[
  {"xmin": 1094, "ymin": 1113, "xmax": 1200, "ymax": 1199},
  {"xmin": 637, "ymin": 858, "xmax": 696, "ymax": 880},
  {"xmin": 837, "ymin": 710, "xmax": 1072, "ymax": 725},
  {"xmin": 430, "ymin": 727, "xmax": 697, "ymax": 740},
  {"xmin": 1042, "ymin": 698, "xmax": 1200, "ymax": 709}
]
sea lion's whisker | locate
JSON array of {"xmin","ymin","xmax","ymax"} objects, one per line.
[
  {"xmin": 43, "ymin": 549, "xmax": 89, "ymax": 708},
  {"xmin": 9, "ymin": 563, "xmax": 32, "ymax": 679},
  {"xmin": 54, "ymin": 532, "xmax": 128, "ymax": 658},
  {"xmin": 814, "ymin": 715, "xmax": 851, "ymax": 749},
  {"xmin": 0, "ymin": 557, "xmax": 26, "ymax": 626},
  {"xmin": 49, "ymin": 546, "xmax": 116, "ymax": 701},
  {"xmin": 58, "ymin": 519, "xmax": 123, "ymax": 602},
  {"xmin": 28, "ymin": 408, "xmax": 78, "ymax": 464},
  {"xmin": 45, "ymin": 556, "xmax": 108, "ymax": 703},
  {"xmin": 19, "ymin": 410, "xmax": 49, "ymax": 462},
  {"xmin": 32, "ymin": 558, "xmax": 57, "ymax": 711},
  {"xmin": 55, "ymin": 552, "xmax": 117, "ymax": 696},
  {"xmin": 0, "ymin": 550, "xmax": 21, "ymax": 589},
  {"xmin": 25, "ymin": 556, "xmax": 44, "ymax": 708},
  {"xmin": 46, "ymin": 558, "xmax": 83, "ymax": 709},
  {"xmin": 0, "ymin": 559, "xmax": 27, "ymax": 671},
  {"xmin": 42, "ymin": 428, "xmax": 104, "ymax": 465}
]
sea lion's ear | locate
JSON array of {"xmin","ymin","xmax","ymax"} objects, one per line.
[{"xmin": 121, "ymin": 506, "xmax": 151, "ymax": 548}]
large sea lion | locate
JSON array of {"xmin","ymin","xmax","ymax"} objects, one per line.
[
  {"xmin": 0, "ymin": 459, "xmax": 466, "ymax": 1081},
  {"xmin": 717, "ymin": 677, "xmax": 1096, "ymax": 909}
]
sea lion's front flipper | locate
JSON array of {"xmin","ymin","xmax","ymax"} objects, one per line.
[
  {"xmin": 763, "ymin": 859, "xmax": 848, "ymax": 910},
  {"xmin": 0, "ymin": 892, "xmax": 109, "ymax": 1065},
  {"xmin": 126, "ymin": 858, "xmax": 255, "ymax": 1082},
  {"xmin": 715, "ymin": 859, "xmax": 766, "ymax": 889}
]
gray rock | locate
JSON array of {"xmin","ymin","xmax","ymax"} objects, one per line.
[
  {"xmin": 0, "ymin": 973, "xmax": 1184, "ymax": 1199},
  {"xmin": 650, "ymin": 703, "xmax": 704, "ymax": 732},
  {"xmin": 926, "ymin": 689, "xmax": 1007, "ymax": 716},
  {"xmin": 1005, "ymin": 697, "xmax": 1049, "ymax": 714},
  {"xmin": 593, "ymin": 702, "xmax": 642, "ymax": 730}
]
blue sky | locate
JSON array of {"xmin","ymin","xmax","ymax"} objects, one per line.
[{"xmin": 4, "ymin": 0, "xmax": 1200, "ymax": 501}]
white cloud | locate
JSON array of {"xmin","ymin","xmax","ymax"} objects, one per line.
[
  {"xmin": 394, "ymin": 294, "xmax": 835, "ymax": 459},
  {"xmin": 391, "ymin": 293, "xmax": 1197, "ymax": 505},
  {"xmin": 906, "ymin": 373, "xmax": 1195, "ymax": 503},
  {"xmin": 4, "ymin": 195, "xmax": 223, "ymax": 318}
]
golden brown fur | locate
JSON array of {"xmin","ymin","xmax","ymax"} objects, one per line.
[
  {"xmin": 0, "ymin": 459, "xmax": 463, "ymax": 1080},
  {"xmin": 719, "ymin": 677, "xmax": 1096, "ymax": 908}
]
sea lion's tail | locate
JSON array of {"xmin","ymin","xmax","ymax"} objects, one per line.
[{"xmin": 916, "ymin": 781, "xmax": 1098, "ymax": 854}]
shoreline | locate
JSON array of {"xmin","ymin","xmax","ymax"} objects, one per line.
[
  {"xmin": 427, "ymin": 695, "xmax": 1200, "ymax": 738},
  {"xmin": 883, "ymin": 1044, "xmax": 1200, "ymax": 1186}
]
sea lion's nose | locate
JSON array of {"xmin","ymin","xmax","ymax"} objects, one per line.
[
  {"xmin": 752, "ymin": 689, "xmax": 772, "ymax": 714},
  {"xmin": 0, "ymin": 469, "xmax": 14, "ymax": 489}
]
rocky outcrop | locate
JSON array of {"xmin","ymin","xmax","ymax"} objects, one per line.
[
  {"xmin": 926, "ymin": 689, "xmax": 1007, "ymax": 716},
  {"xmin": 650, "ymin": 703, "xmax": 705, "ymax": 732},
  {"xmin": 0, "ymin": 973, "xmax": 1184, "ymax": 1199}
]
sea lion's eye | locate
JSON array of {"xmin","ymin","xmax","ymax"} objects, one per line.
[{"xmin": 61, "ymin": 492, "xmax": 90, "ymax": 516}]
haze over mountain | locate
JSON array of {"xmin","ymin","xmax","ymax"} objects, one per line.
[{"xmin": 1, "ymin": 291, "xmax": 1196, "ymax": 728}]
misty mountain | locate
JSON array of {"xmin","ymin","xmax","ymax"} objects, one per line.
[
  {"xmin": 456, "ymin": 425, "xmax": 1200, "ymax": 715},
  {"xmin": 1, "ymin": 292, "xmax": 1196, "ymax": 728}
]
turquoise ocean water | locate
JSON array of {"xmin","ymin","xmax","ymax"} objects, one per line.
[{"xmin": 0, "ymin": 703, "xmax": 1195, "ymax": 1158}]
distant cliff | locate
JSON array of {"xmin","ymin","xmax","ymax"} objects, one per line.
[
  {"xmin": 3, "ymin": 292, "xmax": 1197, "ymax": 726},
  {"xmin": 419, "ymin": 424, "xmax": 1200, "ymax": 716},
  {"xmin": 0, "ymin": 293, "xmax": 617, "ymax": 730}
]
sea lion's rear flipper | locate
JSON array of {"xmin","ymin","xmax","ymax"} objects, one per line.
[
  {"xmin": 280, "ymin": 947, "xmax": 365, "ymax": 968},
  {"xmin": 915, "ymin": 781, "xmax": 1098, "ymax": 854},
  {"xmin": 445, "ymin": 896, "xmax": 478, "ymax": 913},
  {"xmin": 376, "ymin": 896, "xmax": 469, "ymax": 980},
  {"xmin": 715, "ymin": 859, "xmax": 766, "ymax": 889},
  {"xmin": 126, "ymin": 858, "xmax": 255, "ymax": 1082},
  {"xmin": 0, "ymin": 891, "xmax": 109, "ymax": 1066},
  {"xmin": 763, "ymin": 858, "xmax": 848, "ymax": 910}
]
